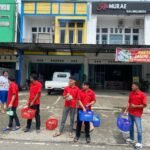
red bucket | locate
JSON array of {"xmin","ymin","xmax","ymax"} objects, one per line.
[
  {"xmin": 21, "ymin": 107, "xmax": 36, "ymax": 119},
  {"xmin": 45, "ymin": 118, "xmax": 58, "ymax": 130}
]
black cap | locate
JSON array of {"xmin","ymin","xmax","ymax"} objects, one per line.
[
  {"xmin": 69, "ymin": 76, "xmax": 77, "ymax": 81},
  {"xmin": 83, "ymin": 82, "xmax": 90, "ymax": 86}
]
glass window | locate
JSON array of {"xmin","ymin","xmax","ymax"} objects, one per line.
[
  {"xmin": 102, "ymin": 35, "xmax": 107, "ymax": 44},
  {"xmin": 59, "ymin": 21, "xmax": 66, "ymax": 27},
  {"xmin": 125, "ymin": 35, "xmax": 130, "ymax": 45},
  {"xmin": 32, "ymin": 27, "xmax": 37, "ymax": 32},
  {"xmin": 102, "ymin": 28, "xmax": 108, "ymax": 33},
  {"xmin": 96, "ymin": 28, "xmax": 100, "ymax": 33},
  {"xmin": 77, "ymin": 22, "xmax": 83, "ymax": 28},
  {"xmin": 96, "ymin": 34, "xmax": 100, "ymax": 44},
  {"xmin": 110, "ymin": 35, "xmax": 123, "ymax": 44},
  {"xmin": 110, "ymin": 28, "xmax": 113, "ymax": 33},
  {"xmin": 69, "ymin": 22, "xmax": 75, "ymax": 27},
  {"xmin": 115, "ymin": 28, "xmax": 118, "ymax": 33},
  {"xmin": 133, "ymin": 35, "xmax": 138, "ymax": 45},
  {"xmin": 60, "ymin": 30, "xmax": 65, "ymax": 43},
  {"xmin": 119, "ymin": 28, "xmax": 122, "ymax": 33},
  {"xmin": 39, "ymin": 27, "xmax": 41, "ymax": 33},
  {"xmin": 43, "ymin": 27, "xmax": 46, "ymax": 33},
  {"xmin": 47, "ymin": 27, "xmax": 50, "ymax": 33},
  {"xmin": 125, "ymin": 28, "xmax": 131, "ymax": 33},
  {"xmin": 133, "ymin": 29, "xmax": 139, "ymax": 33},
  {"xmin": 32, "ymin": 34, "xmax": 37, "ymax": 43},
  {"xmin": 78, "ymin": 30, "xmax": 83, "ymax": 43},
  {"xmin": 69, "ymin": 30, "xmax": 74, "ymax": 43}
]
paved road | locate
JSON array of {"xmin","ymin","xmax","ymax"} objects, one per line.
[{"xmin": 1, "ymin": 140, "xmax": 150, "ymax": 150}]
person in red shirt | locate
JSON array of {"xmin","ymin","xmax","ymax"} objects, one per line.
[
  {"xmin": 53, "ymin": 76, "xmax": 79, "ymax": 138},
  {"xmin": 74, "ymin": 82, "xmax": 96, "ymax": 143},
  {"xmin": 3, "ymin": 77, "xmax": 20, "ymax": 131},
  {"xmin": 24, "ymin": 73, "xmax": 42, "ymax": 133},
  {"xmin": 124, "ymin": 82, "xmax": 147, "ymax": 149}
]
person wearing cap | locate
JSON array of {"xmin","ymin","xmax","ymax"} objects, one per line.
[
  {"xmin": 53, "ymin": 76, "xmax": 79, "ymax": 138},
  {"xmin": 124, "ymin": 82, "xmax": 147, "ymax": 149},
  {"xmin": 3, "ymin": 77, "xmax": 20, "ymax": 131},
  {"xmin": 74, "ymin": 82, "xmax": 96, "ymax": 143}
]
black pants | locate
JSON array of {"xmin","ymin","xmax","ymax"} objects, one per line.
[
  {"xmin": 76, "ymin": 109, "xmax": 90, "ymax": 138},
  {"xmin": 8, "ymin": 107, "xmax": 20, "ymax": 128},
  {"xmin": 26, "ymin": 105, "xmax": 41, "ymax": 130}
]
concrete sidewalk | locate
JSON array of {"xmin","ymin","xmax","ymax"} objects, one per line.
[{"xmin": 0, "ymin": 91, "xmax": 149, "ymax": 149}]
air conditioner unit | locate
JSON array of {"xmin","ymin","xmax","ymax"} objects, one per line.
[
  {"xmin": 134, "ymin": 19, "xmax": 144, "ymax": 27},
  {"xmin": 118, "ymin": 20, "xmax": 124, "ymax": 28}
]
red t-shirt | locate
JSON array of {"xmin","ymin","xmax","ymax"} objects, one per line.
[
  {"xmin": 7, "ymin": 82, "xmax": 19, "ymax": 107},
  {"xmin": 29, "ymin": 81, "xmax": 42, "ymax": 105},
  {"xmin": 63, "ymin": 86, "xmax": 79, "ymax": 108},
  {"xmin": 128, "ymin": 90, "xmax": 147, "ymax": 117},
  {"xmin": 78, "ymin": 89, "xmax": 96, "ymax": 110}
]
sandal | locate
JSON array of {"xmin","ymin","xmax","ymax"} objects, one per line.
[
  {"xmin": 12, "ymin": 126, "xmax": 21, "ymax": 131},
  {"xmin": 3, "ymin": 127, "xmax": 12, "ymax": 132},
  {"xmin": 69, "ymin": 132, "xmax": 74, "ymax": 138},
  {"xmin": 53, "ymin": 133, "xmax": 62, "ymax": 137}
]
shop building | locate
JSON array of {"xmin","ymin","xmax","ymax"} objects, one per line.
[
  {"xmin": 20, "ymin": 0, "xmax": 88, "ymax": 86},
  {"xmin": 0, "ymin": 0, "xmax": 18, "ymax": 78},
  {"xmin": 85, "ymin": 1, "xmax": 150, "ymax": 90}
]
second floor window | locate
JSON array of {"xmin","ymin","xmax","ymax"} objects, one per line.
[{"xmin": 96, "ymin": 28, "xmax": 139, "ymax": 45}]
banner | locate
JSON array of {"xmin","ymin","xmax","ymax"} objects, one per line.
[{"xmin": 115, "ymin": 48, "xmax": 150, "ymax": 63}]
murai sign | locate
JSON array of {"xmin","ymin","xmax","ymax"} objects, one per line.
[{"xmin": 92, "ymin": 2, "xmax": 150, "ymax": 15}]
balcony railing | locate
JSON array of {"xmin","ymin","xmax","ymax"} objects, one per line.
[{"xmin": 22, "ymin": 38, "xmax": 54, "ymax": 43}]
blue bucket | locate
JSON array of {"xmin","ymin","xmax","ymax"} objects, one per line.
[
  {"xmin": 93, "ymin": 114, "xmax": 101, "ymax": 127},
  {"xmin": 117, "ymin": 114, "xmax": 131, "ymax": 132},
  {"xmin": 79, "ymin": 110, "xmax": 94, "ymax": 122}
]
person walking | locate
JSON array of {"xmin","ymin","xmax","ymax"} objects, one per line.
[
  {"xmin": 3, "ymin": 77, "xmax": 20, "ymax": 131},
  {"xmin": 0, "ymin": 71, "xmax": 9, "ymax": 113},
  {"xmin": 24, "ymin": 73, "xmax": 42, "ymax": 133},
  {"xmin": 124, "ymin": 82, "xmax": 147, "ymax": 149},
  {"xmin": 74, "ymin": 82, "xmax": 96, "ymax": 143},
  {"xmin": 53, "ymin": 76, "xmax": 79, "ymax": 138}
]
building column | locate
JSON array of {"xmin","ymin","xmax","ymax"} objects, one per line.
[
  {"xmin": 87, "ymin": 4, "xmax": 97, "ymax": 44},
  {"xmin": 144, "ymin": 15, "xmax": 150, "ymax": 45}
]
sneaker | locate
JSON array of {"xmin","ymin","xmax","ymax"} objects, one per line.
[
  {"xmin": 74, "ymin": 137, "xmax": 79, "ymax": 143},
  {"xmin": 126, "ymin": 138, "xmax": 135, "ymax": 144},
  {"xmin": 135, "ymin": 143, "xmax": 142, "ymax": 149},
  {"xmin": 86, "ymin": 137, "xmax": 91, "ymax": 143},
  {"xmin": 24, "ymin": 128, "xmax": 30, "ymax": 133}
]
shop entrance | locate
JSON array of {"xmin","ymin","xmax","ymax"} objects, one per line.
[
  {"xmin": 29, "ymin": 63, "xmax": 84, "ymax": 84},
  {"xmin": 89, "ymin": 64, "xmax": 142, "ymax": 90}
]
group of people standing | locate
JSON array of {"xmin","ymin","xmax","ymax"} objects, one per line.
[{"xmin": 0, "ymin": 71, "xmax": 148, "ymax": 149}]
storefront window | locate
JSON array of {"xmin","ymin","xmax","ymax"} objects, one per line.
[
  {"xmin": 133, "ymin": 35, "xmax": 139, "ymax": 45},
  {"xmin": 102, "ymin": 35, "xmax": 107, "ymax": 44},
  {"xmin": 60, "ymin": 30, "xmax": 65, "ymax": 43},
  {"xmin": 78, "ymin": 30, "xmax": 83, "ymax": 43},
  {"xmin": 69, "ymin": 30, "xmax": 74, "ymax": 43},
  {"xmin": 125, "ymin": 35, "xmax": 130, "ymax": 45},
  {"xmin": 110, "ymin": 35, "xmax": 122, "ymax": 44}
]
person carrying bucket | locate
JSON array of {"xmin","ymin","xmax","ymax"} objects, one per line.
[
  {"xmin": 124, "ymin": 82, "xmax": 147, "ymax": 149},
  {"xmin": 74, "ymin": 82, "xmax": 96, "ymax": 143},
  {"xmin": 53, "ymin": 76, "xmax": 79, "ymax": 138},
  {"xmin": 24, "ymin": 73, "xmax": 42, "ymax": 133}
]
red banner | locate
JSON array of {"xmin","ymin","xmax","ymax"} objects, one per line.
[{"xmin": 115, "ymin": 48, "xmax": 150, "ymax": 63}]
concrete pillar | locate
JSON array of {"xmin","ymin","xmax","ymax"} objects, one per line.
[
  {"xmin": 87, "ymin": 3, "xmax": 97, "ymax": 44},
  {"xmin": 144, "ymin": 15, "xmax": 150, "ymax": 45}
]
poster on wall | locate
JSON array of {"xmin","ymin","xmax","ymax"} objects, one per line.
[{"xmin": 115, "ymin": 48, "xmax": 150, "ymax": 63}]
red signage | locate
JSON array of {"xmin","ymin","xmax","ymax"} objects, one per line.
[{"xmin": 115, "ymin": 48, "xmax": 150, "ymax": 63}]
